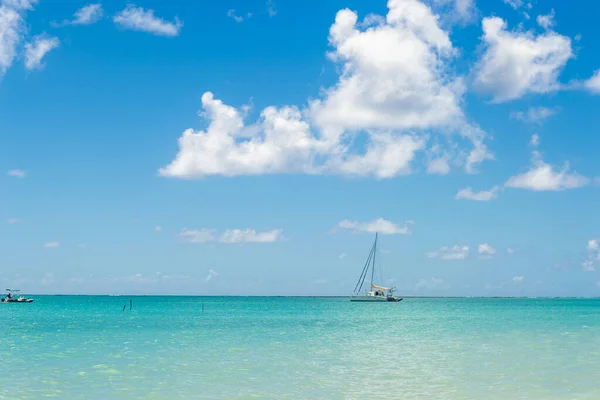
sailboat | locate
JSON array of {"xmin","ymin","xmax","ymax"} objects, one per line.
[{"xmin": 350, "ymin": 233, "xmax": 402, "ymax": 302}]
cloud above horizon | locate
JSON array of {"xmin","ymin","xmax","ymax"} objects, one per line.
[
  {"xmin": 336, "ymin": 218, "xmax": 414, "ymax": 235},
  {"xmin": 180, "ymin": 228, "xmax": 283, "ymax": 244},
  {"xmin": 159, "ymin": 0, "xmax": 492, "ymax": 179},
  {"xmin": 113, "ymin": 5, "xmax": 182, "ymax": 36}
]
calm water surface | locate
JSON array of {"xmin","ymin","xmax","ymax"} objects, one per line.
[{"xmin": 1, "ymin": 297, "xmax": 599, "ymax": 399}]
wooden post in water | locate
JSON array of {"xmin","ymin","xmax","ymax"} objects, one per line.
[
  {"xmin": 202, "ymin": 303, "xmax": 204, "ymax": 313},
  {"xmin": 130, "ymin": 299, "xmax": 132, "ymax": 311},
  {"xmin": 122, "ymin": 305, "xmax": 126, "ymax": 312}
]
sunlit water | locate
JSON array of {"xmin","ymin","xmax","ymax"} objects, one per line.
[{"xmin": 1, "ymin": 297, "xmax": 599, "ymax": 399}]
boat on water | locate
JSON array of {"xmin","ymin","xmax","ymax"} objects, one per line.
[
  {"xmin": 350, "ymin": 233, "xmax": 402, "ymax": 302},
  {"xmin": 1, "ymin": 289, "xmax": 33, "ymax": 303}
]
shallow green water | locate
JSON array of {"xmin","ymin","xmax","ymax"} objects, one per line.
[{"xmin": 1, "ymin": 297, "xmax": 599, "ymax": 399}]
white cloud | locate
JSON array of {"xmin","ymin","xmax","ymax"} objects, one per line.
[
  {"xmin": 432, "ymin": 0, "xmax": 476, "ymax": 24},
  {"xmin": 205, "ymin": 269, "xmax": 218, "ymax": 282},
  {"xmin": 227, "ymin": 9, "xmax": 251, "ymax": 23},
  {"xmin": 0, "ymin": 3, "xmax": 23, "ymax": 75},
  {"xmin": 2, "ymin": 0, "xmax": 36, "ymax": 10},
  {"xmin": 310, "ymin": 1, "xmax": 461, "ymax": 135},
  {"xmin": 537, "ymin": 9, "xmax": 555, "ymax": 30},
  {"xmin": 510, "ymin": 106, "xmax": 557, "ymax": 124},
  {"xmin": 44, "ymin": 241, "xmax": 60, "ymax": 248},
  {"xmin": 7, "ymin": 218, "xmax": 20, "ymax": 224},
  {"xmin": 512, "ymin": 276, "xmax": 524, "ymax": 282},
  {"xmin": 73, "ymin": 3, "xmax": 102, "ymax": 24},
  {"xmin": 455, "ymin": 185, "xmax": 499, "ymax": 201},
  {"xmin": 180, "ymin": 228, "xmax": 283, "ymax": 244},
  {"xmin": 583, "ymin": 239, "xmax": 599, "ymax": 272},
  {"xmin": 426, "ymin": 245, "xmax": 469, "ymax": 260},
  {"xmin": 266, "ymin": 0, "xmax": 277, "ymax": 17},
  {"xmin": 154, "ymin": 226, "xmax": 162, "ymax": 232},
  {"xmin": 339, "ymin": 253, "xmax": 347, "ymax": 259},
  {"xmin": 507, "ymin": 247, "xmax": 515, "ymax": 254},
  {"xmin": 24, "ymin": 34, "xmax": 59, "ymax": 70},
  {"xmin": 7, "ymin": 169, "xmax": 26, "ymax": 177},
  {"xmin": 336, "ymin": 218, "xmax": 414, "ymax": 235},
  {"xmin": 505, "ymin": 147, "xmax": 589, "ymax": 191},
  {"xmin": 473, "ymin": 16, "xmax": 573, "ymax": 102},
  {"xmin": 53, "ymin": 3, "xmax": 103, "ymax": 26},
  {"xmin": 427, "ymin": 155, "xmax": 451, "ymax": 175},
  {"xmin": 113, "ymin": 5, "xmax": 182, "ymax": 37},
  {"xmin": 478, "ymin": 243, "xmax": 496, "ymax": 257},
  {"xmin": 584, "ymin": 70, "xmax": 600, "ymax": 94},
  {"xmin": 160, "ymin": 0, "xmax": 492, "ymax": 179},
  {"xmin": 503, "ymin": 0, "xmax": 522, "ymax": 9},
  {"xmin": 0, "ymin": 0, "xmax": 37, "ymax": 75},
  {"xmin": 530, "ymin": 133, "xmax": 540, "ymax": 147}
]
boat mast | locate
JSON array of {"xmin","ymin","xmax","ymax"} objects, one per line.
[
  {"xmin": 370, "ymin": 232, "xmax": 377, "ymax": 288},
  {"xmin": 354, "ymin": 240, "xmax": 375, "ymax": 294}
]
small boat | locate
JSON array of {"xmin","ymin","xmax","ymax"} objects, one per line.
[
  {"xmin": 350, "ymin": 233, "xmax": 402, "ymax": 302},
  {"xmin": 1, "ymin": 289, "xmax": 33, "ymax": 303}
]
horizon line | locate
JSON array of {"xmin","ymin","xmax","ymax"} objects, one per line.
[{"xmin": 11, "ymin": 294, "xmax": 600, "ymax": 299}]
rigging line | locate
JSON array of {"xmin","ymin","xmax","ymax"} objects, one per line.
[
  {"xmin": 354, "ymin": 240, "xmax": 375, "ymax": 294},
  {"xmin": 370, "ymin": 233, "xmax": 378, "ymax": 288}
]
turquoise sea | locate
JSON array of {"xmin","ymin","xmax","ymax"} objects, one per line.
[{"xmin": 1, "ymin": 297, "xmax": 600, "ymax": 399}]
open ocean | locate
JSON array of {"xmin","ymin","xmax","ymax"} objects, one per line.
[{"xmin": 1, "ymin": 296, "xmax": 599, "ymax": 399}]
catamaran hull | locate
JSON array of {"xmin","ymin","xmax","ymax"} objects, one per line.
[
  {"xmin": 1, "ymin": 299, "xmax": 33, "ymax": 303},
  {"xmin": 350, "ymin": 296, "xmax": 402, "ymax": 302}
]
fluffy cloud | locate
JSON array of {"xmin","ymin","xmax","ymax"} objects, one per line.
[
  {"xmin": 584, "ymin": 70, "xmax": 600, "ymax": 94},
  {"xmin": 113, "ymin": 5, "xmax": 182, "ymax": 36},
  {"xmin": 310, "ymin": 1, "xmax": 461, "ymax": 135},
  {"xmin": 53, "ymin": 3, "xmax": 103, "ymax": 26},
  {"xmin": 160, "ymin": 0, "xmax": 492, "ymax": 179},
  {"xmin": 505, "ymin": 151, "xmax": 589, "ymax": 192},
  {"xmin": 503, "ymin": 0, "xmax": 523, "ymax": 9},
  {"xmin": 24, "ymin": 34, "xmax": 59, "ymax": 70},
  {"xmin": 537, "ymin": 9, "xmax": 555, "ymax": 30},
  {"xmin": 72, "ymin": 3, "xmax": 102, "ymax": 24},
  {"xmin": 336, "ymin": 218, "xmax": 414, "ymax": 235},
  {"xmin": 432, "ymin": 0, "xmax": 476, "ymax": 24},
  {"xmin": 473, "ymin": 16, "xmax": 572, "ymax": 102},
  {"xmin": 530, "ymin": 133, "xmax": 540, "ymax": 147},
  {"xmin": 510, "ymin": 106, "xmax": 557, "ymax": 124},
  {"xmin": 426, "ymin": 245, "xmax": 469, "ymax": 259},
  {"xmin": 583, "ymin": 239, "xmax": 599, "ymax": 272},
  {"xmin": 180, "ymin": 228, "xmax": 283, "ymax": 244},
  {"xmin": 426, "ymin": 146, "xmax": 451, "ymax": 174},
  {"xmin": 455, "ymin": 186, "xmax": 499, "ymax": 201},
  {"xmin": 505, "ymin": 134, "xmax": 589, "ymax": 191},
  {"xmin": 154, "ymin": 226, "xmax": 162, "ymax": 232},
  {"xmin": 478, "ymin": 243, "xmax": 496, "ymax": 257},
  {"xmin": 512, "ymin": 276, "xmax": 524, "ymax": 282},
  {"xmin": 44, "ymin": 241, "xmax": 60, "ymax": 248},
  {"xmin": 0, "ymin": 0, "xmax": 34, "ymax": 75}
]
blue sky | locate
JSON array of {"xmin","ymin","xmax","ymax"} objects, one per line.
[{"xmin": 1, "ymin": 0, "xmax": 599, "ymax": 296}]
